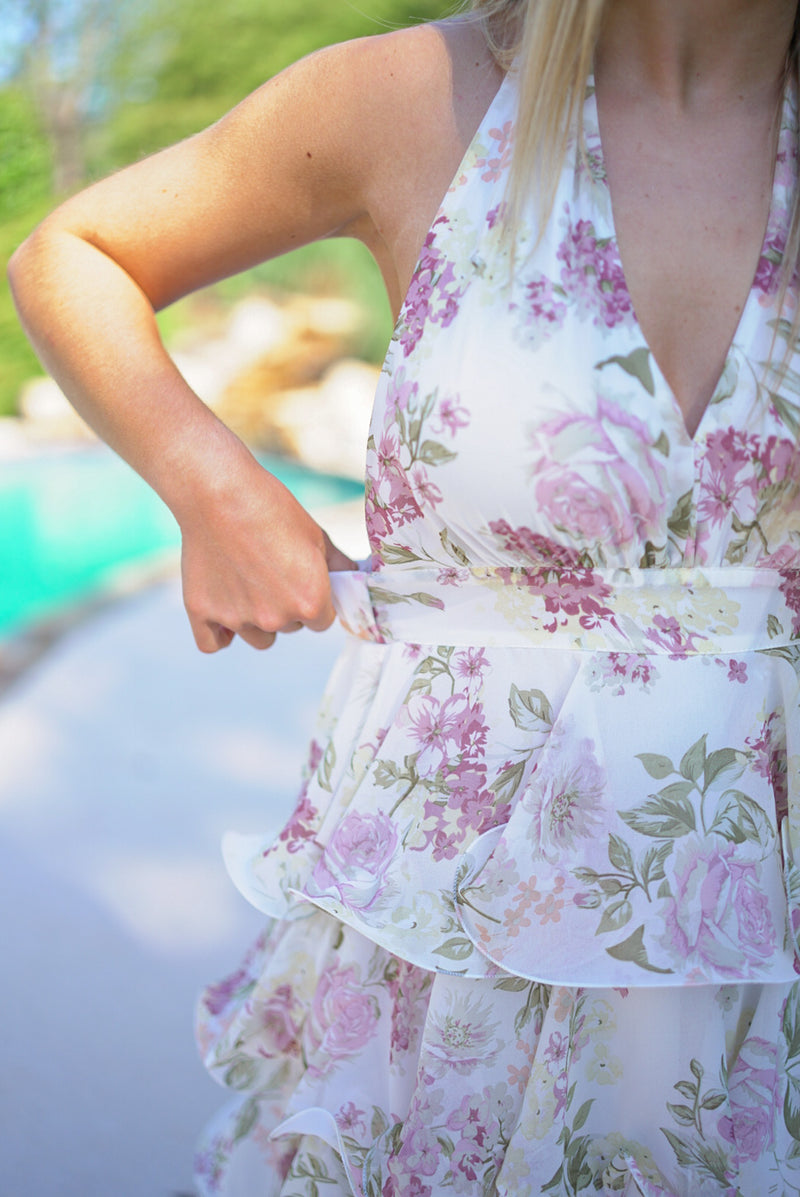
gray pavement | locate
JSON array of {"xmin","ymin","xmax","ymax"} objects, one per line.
[{"xmin": 0, "ymin": 505, "xmax": 365, "ymax": 1197}]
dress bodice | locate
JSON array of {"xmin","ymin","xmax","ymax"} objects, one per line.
[{"xmin": 365, "ymin": 70, "xmax": 800, "ymax": 577}]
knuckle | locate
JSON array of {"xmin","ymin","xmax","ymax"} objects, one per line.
[{"xmin": 294, "ymin": 583, "xmax": 330, "ymax": 624}]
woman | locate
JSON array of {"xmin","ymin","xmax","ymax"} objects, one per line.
[{"xmin": 10, "ymin": 0, "xmax": 800, "ymax": 1192}]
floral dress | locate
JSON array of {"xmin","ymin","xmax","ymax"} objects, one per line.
[{"xmin": 194, "ymin": 66, "xmax": 800, "ymax": 1197}]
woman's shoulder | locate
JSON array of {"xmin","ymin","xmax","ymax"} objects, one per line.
[
  {"xmin": 288, "ymin": 17, "xmax": 502, "ymax": 143},
  {"xmin": 287, "ymin": 18, "xmax": 505, "ymax": 311}
]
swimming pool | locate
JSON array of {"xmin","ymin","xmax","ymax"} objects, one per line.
[{"xmin": 0, "ymin": 446, "xmax": 363, "ymax": 636}]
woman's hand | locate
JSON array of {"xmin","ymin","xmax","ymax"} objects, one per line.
[{"xmin": 176, "ymin": 448, "xmax": 357, "ymax": 653}]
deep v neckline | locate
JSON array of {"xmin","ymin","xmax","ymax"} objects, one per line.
[{"xmin": 586, "ymin": 76, "xmax": 789, "ymax": 447}]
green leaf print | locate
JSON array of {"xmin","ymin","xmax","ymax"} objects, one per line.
[
  {"xmin": 508, "ymin": 684, "xmax": 554, "ymax": 732},
  {"xmin": 607, "ymin": 833, "xmax": 635, "ymax": 874},
  {"xmin": 640, "ymin": 540, "xmax": 672, "ymax": 568},
  {"xmin": 768, "ymin": 390, "xmax": 800, "ymax": 438},
  {"xmin": 224, "ymin": 1057, "xmax": 259, "ymax": 1090},
  {"xmin": 667, "ymin": 1102, "xmax": 696, "ymax": 1127},
  {"xmin": 708, "ymin": 790, "xmax": 774, "ymax": 847},
  {"xmin": 373, "ymin": 759, "xmax": 404, "ymax": 788},
  {"xmin": 493, "ymin": 975, "xmax": 530, "ymax": 992},
  {"xmin": 417, "ymin": 439, "xmax": 457, "ymax": 466},
  {"xmin": 661, "ymin": 1131, "xmax": 730, "ymax": 1185},
  {"xmin": 379, "ymin": 544, "xmax": 426, "ymax": 565},
  {"xmin": 491, "ymin": 758, "xmax": 528, "ymax": 804},
  {"xmin": 513, "ymin": 982, "xmax": 549, "ymax": 1037},
  {"xmin": 439, "ymin": 527, "xmax": 471, "ymax": 566},
  {"xmin": 619, "ymin": 786, "xmax": 696, "ymax": 839},
  {"xmin": 783, "ymin": 988, "xmax": 800, "ymax": 1141},
  {"xmin": 653, "ymin": 430, "xmax": 670, "ymax": 457},
  {"xmin": 232, "ymin": 1097, "xmax": 259, "ymax": 1143},
  {"xmin": 710, "ymin": 353, "xmax": 739, "ymax": 405},
  {"xmin": 641, "ymin": 842, "xmax": 672, "ymax": 890},
  {"xmin": 760, "ymin": 644, "xmax": 800, "ymax": 679},
  {"xmin": 432, "ymin": 936, "xmax": 474, "ymax": 962},
  {"xmin": 636, "ymin": 752, "xmax": 675, "ymax": 780},
  {"xmin": 572, "ymin": 1100, "xmax": 593, "ymax": 1132},
  {"xmin": 564, "ymin": 1136, "xmax": 593, "ymax": 1192},
  {"xmin": 369, "ymin": 586, "xmax": 411, "ymax": 606},
  {"xmin": 596, "ymin": 897, "xmax": 633, "ymax": 935},
  {"xmin": 667, "ymin": 490, "xmax": 694, "ymax": 541},
  {"xmin": 679, "ymin": 734, "xmax": 707, "ymax": 783},
  {"xmin": 703, "ymin": 747, "xmax": 745, "ymax": 788},
  {"xmin": 596, "ymin": 346, "xmax": 656, "ymax": 396},
  {"xmin": 370, "ymin": 1106, "xmax": 389, "ymax": 1139},
  {"xmin": 317, "ymin": 740, "xmax": 336, "ymax": 792},
  {"xmin": 767, "ymin": 613, "xmax": 785, "ymax": 640},
  {"xmin": 605, "ymin": 924, "xmax": 673, "ymax": 974},
  {"xmin": 408, "ymin": 590, "xmax": 447, "ymax": 608}
]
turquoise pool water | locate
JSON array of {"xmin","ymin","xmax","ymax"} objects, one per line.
[{"xmin": 0, "ymin": 447, "xmax": 363, "ymax": 637}]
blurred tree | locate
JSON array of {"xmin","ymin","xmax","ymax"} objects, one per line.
[
  {"xmin": 97, "ymin": 0, "xmax": 454, "ymax": 174},
  {"xmin": 0, "ymin": 0, "xmax": 453, "ymax": 413},
  {"xmin": 2, "ymin": 0, "xmax": 139, "ymax": 192},
  {"xmin": 0, "ymin": 84, "xmax": 50, "ymax": 218}
]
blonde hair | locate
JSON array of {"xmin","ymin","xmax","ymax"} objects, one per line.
[{"xmin": 472, "ymin": 0, "xmax": 605, "ymax": 234}]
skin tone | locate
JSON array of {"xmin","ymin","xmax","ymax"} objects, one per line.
[
  {"xmin": 595, "ymin": 0, "xmax": 797, "ymax": 437},
  {"xmin": 7, "ymin": 0, "xmax": 797, "ymax": 650}
]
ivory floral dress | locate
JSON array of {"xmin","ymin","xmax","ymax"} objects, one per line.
[{"xmin": 195, "ymin": 67, "xmax": 800, "ymax": 1197}]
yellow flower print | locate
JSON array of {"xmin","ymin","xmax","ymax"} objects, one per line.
[
  {"xmin": 519, "ymin": 1063, "xmax": 558, "ymax": 1140},
  {"xmin": 583, "ymin": 997, "xmax": 617, "ymax": 1038},
  {"xmin": 586, "ymin": 1043, "xmax": 623, "ymax": 1085}
]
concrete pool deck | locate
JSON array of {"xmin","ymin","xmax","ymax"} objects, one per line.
[{"xmin": 0, "ymin": 502, "xmax": 367, "ymax": 1197}]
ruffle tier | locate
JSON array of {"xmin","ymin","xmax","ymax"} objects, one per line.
[
  {"xmin": 195, "ymin": 566, "xmax": 800, "ymax": 1196},
  {"xmin": 223, "ymin": 566, "xmax": 800, "ymax": 990}
]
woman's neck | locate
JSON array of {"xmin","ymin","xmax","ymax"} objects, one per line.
[{"xmin": 595, "ymin": 0, "xmax": 796, "ymax": 110}]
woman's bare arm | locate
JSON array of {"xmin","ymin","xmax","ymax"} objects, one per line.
[{"xmin": 7, "ymin": 22, "xmax": 498, "ymax": 651}]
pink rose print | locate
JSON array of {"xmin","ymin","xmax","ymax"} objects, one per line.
[
  {"xmin": 310, "ymin": 810, "xmax": 398, "ymax": 912},
  {"xmin": 659, "ymin": 835, "xmax": 777, "ymax": 977},
  {"xmin": 526, "ymin": 396, "xmax": 669, "ymax": 553},
  {"xmin": 719, "ymin": 1037, "xmax": 779, "ymax": 1161},
  {"xmin": 304, "ymin": 962, "xmax": 380, "ymax": 1073},
  {"xmin": 258, "ymin": 983, "xmax": 303, "ymax": 1056}
]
